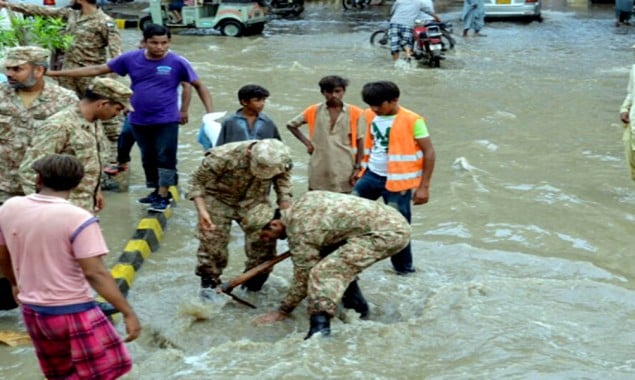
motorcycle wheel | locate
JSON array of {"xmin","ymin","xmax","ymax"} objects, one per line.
[
  {"xmin": 342, "ymin": 0, "xmax": 355, "ymax": 10},
  {"xmin": 370, "ymin": 30, "xmax": 389, "ymax": 47}
]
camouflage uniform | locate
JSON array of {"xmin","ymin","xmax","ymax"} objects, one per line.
[
  {"xmin": 187, "ymin": 139, "xmax": 293, "ymax": 285},
  {"xmin": 246, "ymin": 191, "xmax": 411, "ymax": 317},
  {"xmin": 7, "ymin": 3, "xmax": 124, "ymax": 162},
  {"xmin": 19, "ymin": 78, "xmax": 132, "ymax": 213},
  {"xmin": 0, "ymin": 47, "xmax": 78, "ymax": 204}
]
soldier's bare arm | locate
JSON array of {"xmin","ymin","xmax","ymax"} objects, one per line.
[
  {"xmin": 47, "ymin": 64, "xmax": 112, "ymax": 78},
  {"xmin": 272, "ymin": 171, "xmax": 293, "ymax": 209}
]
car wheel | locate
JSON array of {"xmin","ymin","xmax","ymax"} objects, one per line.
[
  {"xmin": 219, "ymin": 20, "xmax": 244, "ymax": 37},
  {"xmin": 139, "ymin": 15, "xmax": 152, "ymax": 31}
]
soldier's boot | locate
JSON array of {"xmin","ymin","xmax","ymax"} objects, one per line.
[
  {"xmin": 240, "ymin": 272, "xmax": 270, "ymax": 292},
  {"xmin": 341, "ymin": 279, "xmax": 369, "ymax": 319},
  {"xmin": 304, "ymin": 313, "xmax": 331, "ymax": 340},
  {"xmin": 199, "ymin": 276, "xmax": 223, "ymax": 303}
]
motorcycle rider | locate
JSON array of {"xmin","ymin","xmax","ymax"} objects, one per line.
[{"xmin": 389, "ymin": 0, "xmax": 441, "ymax": 62}]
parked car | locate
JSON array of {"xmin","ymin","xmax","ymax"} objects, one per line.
[
  {"xmin": 139, "ymin": 0, "xmax": 268, "ymax": 37},
  {"xmin": 484, "ymin": 0, "xmax": 542, "ymax": 22}
]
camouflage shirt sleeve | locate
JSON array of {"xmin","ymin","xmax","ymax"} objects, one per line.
[
  {"xmin": 8, "ymin": 3, "xmax": 69, "ymax": 18},
  {"xmin": 106, "ymin": 18, "xmax": 122, "ymax": 58},
  {"xmin": 279, "ymin": 239, "xmax": 321, "ymax": 314},
  {"xmin": 272, "ymin": 171, "xmax": 292, "ymax": 205},
  {"xmin": 187, "ymin": 152, "xmax": 224, "ymax": 200},
  {"xmin": 19, "ymin": 121, "xmax": 69, "ymax": 195}
]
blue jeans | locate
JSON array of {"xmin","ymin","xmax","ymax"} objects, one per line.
[
  {"xmin": 131, "ymin": 123, "xmax": 179, "ymax": 188},
  {"xmin": 117, "ymin": 116, "xmax": 135, "ymax": 164},
  {"xmin": 352, "ymin": 169, "xmax": 414, "ymax": 273}
]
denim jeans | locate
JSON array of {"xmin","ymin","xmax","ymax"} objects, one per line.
[
  {"xmin": 352, "ymin": 169, "xmax": 414, "ymax": 273},
  {"xmin": 131, "ymin": 122, "xmax": 179, "ymax": 188},
  {"xmin": 117, "ymin": 116, "xmax": 136, "ymax": 164}
]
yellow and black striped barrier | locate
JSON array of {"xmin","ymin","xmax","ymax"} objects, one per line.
[
  {"xmin": 97, "ymin": 186, "xmax": 179, "ymax": 316},
  {"xmin": 115, "ymin": 18, "xmax": 140, "ymax": 29}
]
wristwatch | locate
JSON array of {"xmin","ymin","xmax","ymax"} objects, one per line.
[{"xmin": 353, "ymin": 163, "xmax": 362, "ymax": 170}]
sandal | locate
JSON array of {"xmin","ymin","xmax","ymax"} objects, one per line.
[{"xmin": 104, "ymin": 164, "xmax": 127, "ymax": 175}]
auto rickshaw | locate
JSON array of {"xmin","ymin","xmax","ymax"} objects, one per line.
[{"xmin": 139, "ymin": 0, "xmax": 268, "ymax": 37}]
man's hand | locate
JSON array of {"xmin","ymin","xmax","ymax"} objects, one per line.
[
  {"xmin": 305, "ymin": 142, "xmax": 315, "ymax": 155},
  {"xmin": 621, "ymin": 111, "xmax": 630, "ymax": 124},
  {"xmin": 11, "ymin": 285, "xmax": 20, "ymax": 306},
  {"xmin": 94, "ymin": 190, "xmax": 105, "ymax": 214},
  {"xmin": 278, "ymin": 200, "xmax": 290, "ymax": 210},
  {"xmin": 349, "ymin": 168, "xmax": 361, "ymax": 186},
  {"xmin": 198, "ymin": 209, "xmax": 216, "ymax": 231},
  {"xmin": 123, "ymin": 312, "xmax": 141, "ymax": 342},
  {"xmin": 413, "ymin": 186, "xmax": 429, "ymax": 205},
  {"xmin": 179, "ymin": 111, "xmax": 189, "ymax": 125},
  {"xmin": 253, "ymin": 310, "xmax": 288, "ymax": 325}
]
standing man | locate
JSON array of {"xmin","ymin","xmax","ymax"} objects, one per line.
[
  {"xmin": 20, "ymin": 77, "xmax": 133, "ymax": 214},
  {"xmin": 353, "ymin": 81, "xmax": 435, "ymax": 275},
  {"xmin": 0, "ymin": 46, "xmax": 77, "ymax": 205},
  {"xmin": 389, "ymin": 0, "xmax": 440, "ymax": 62},
  {"xmin": 618, "ymin": 62, "xmax": 635, "ymax": 182},
  {"xmin": 188, "ymin": 139, "xmax": 293, "ymax": 298},
  {"xmin": 250, "ymin": 191, "xmax": 411, "ymax": 339},
  {"xmin": 0, "ymin": 154, "xmax": 140, "ymax": 380},
  {"xmin": 0, "ymin": 0, "xmax": 124, "ymax": 164},
  {"xmin": 287, "ymin": 75, "xmax": 364, "ymax": 193},
  {"xmin": 461, "ymin": 0, "xmax": 486, "ymax": 37},
  {"xmin": 46, "ymin": 24, "xmax": 214, "ymax": 212}
]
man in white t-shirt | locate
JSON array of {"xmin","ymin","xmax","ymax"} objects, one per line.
[
  {"xmin": 0, "ymin": 154, "xmax": 141, "ymax": 379},
  {"xmin": 353, "ymin": 81, "xmax": 436, "ymax": 275}
]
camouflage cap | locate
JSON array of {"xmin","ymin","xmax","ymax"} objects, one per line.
[
  {"xmin": 249, "ymin": 139, "xmax": 293, "ymax": 179},
  {"xmin": 243, "ymin": 203, "xmax": 275, "ymax": 234},
  {"xmin": 3, "ymin": 46, "xmax": 50, "ymax": 67},
  {"xmin": 88, "ymin": 77, "xmax": 134, "ymax": 111}
]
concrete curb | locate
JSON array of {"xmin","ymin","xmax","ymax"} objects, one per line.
[
  {"xmin": 97, "ymin": 186, "xmax": 179, "ymax": 316},
  {"xmin": 115, "ymin": 18, "xmax": 140, "ymax": 29}
]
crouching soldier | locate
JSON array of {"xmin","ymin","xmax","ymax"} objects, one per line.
[{"xmin": 250, "ymin": 190, "xmax": 411, "ymax": 339}]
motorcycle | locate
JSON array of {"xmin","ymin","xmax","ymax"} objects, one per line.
[
  {"xmin": 412, "ymin": 21, "xmax": 444, "ymax": 68},
  {"xmin": 369, "ymin": 20, "xmax": 455, "ymax": 67},
  {"xmin": 261, "ymin": 0, "xmax": 304, "ymax": 16}
]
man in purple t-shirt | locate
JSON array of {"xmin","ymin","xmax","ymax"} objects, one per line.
[{"xmin": 47, "ymin": 24, "xmax": 214, "ymax": 212}]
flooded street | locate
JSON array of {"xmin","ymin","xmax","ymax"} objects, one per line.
[{"xmin": 2, "ymin": 1, "xmax": 635, "ymax": 378}]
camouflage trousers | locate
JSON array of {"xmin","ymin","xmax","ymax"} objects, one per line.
[
  {"xmin": 306, "ymin": 227, "xmax": 410, "ymax": 317},
  {"xmin": 195, "ymin": 196, "xmax": 276, "ymax": 283}
]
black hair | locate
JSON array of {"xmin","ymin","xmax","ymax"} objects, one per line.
[
  {"xmin": 318, "ymin": 75, "xmax": 349, "ymax": 93},
  {"xmin": 32, "ymin": 154, "xmax": 84, "ymax": 191},
  {"xmin": 238, "ymin": 84, "xmax": 270, "ymax": 102},
  {"xmin": 143, "ymin": 24, "xmax": 171, "ymax": 40},
  {"xmin": 361, "ymin": 81, "xmax": 400, "ymax": 106}
]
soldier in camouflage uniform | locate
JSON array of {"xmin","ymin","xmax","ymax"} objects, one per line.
[
  {"xmin": 19, "ymin": 77, "xmax": 132, "ymax": 214},
  {"xmin": 0, "ymin": 0, "xmax": 124, "ymax": 164},
  {"xmin": 187, "ymin": 139, "xmax": 293, "ymax": 299},
  {"xmin": 249, "ymin": 191, "xmax": 411, "ymax": 339},
  {"xmin": 0, "ymin": 46, "xmax": 78, "ymax": 205}
]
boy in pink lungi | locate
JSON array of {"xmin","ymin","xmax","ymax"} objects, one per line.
[{"xmin": 0, "ymin": 154, "xmax": 141, "ymax": 380}]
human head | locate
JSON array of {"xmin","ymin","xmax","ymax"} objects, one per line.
[
  {"xmin": 238, "ymin": 84, "xmax": 270, "ymax": 113},
  {"xmin": 71, "ymin": 0, "xmax": 96, "ymax": 10},
  {"xmin": 32, "ymin": 154, "xmax": 85, "ymax": 191},
  {"xmin": 3, "ymin": 46, "xmax": 49, "ymax": 89},
  {"xmin": 82, "ymin": 77, "xmax": 133, "ymax": 121},
  {"xmin": 243, "ymin": 203, "xmax": 285, "ymax": 242},
  {"xmin": 248, "ymin": 139, "xmax": 293, "ymax": 179},
  {"xmin": 143, "ymin": 24, "xmax": 171, "ymax": 58},
  {"xmin": 319, "ymin": 75, "xmax": 348, "ymax": 107},
  {"xmin": 361, "ymin": 81, "xmax": 400, "ymax": 116}
]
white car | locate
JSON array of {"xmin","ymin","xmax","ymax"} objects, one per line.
[{"xmin": 484, "ymin": 0, "xmax": 542, "ymax": 22}]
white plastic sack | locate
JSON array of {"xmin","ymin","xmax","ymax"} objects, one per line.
[{"xmin": 202, "ymin": 111, "xmax": 226, "ymax": 147}]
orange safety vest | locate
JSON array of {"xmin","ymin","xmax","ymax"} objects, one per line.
[
  {"xmin": 361, "ymin": 107, "xmax": 425, "ymax": 192},
  {"xmin": 303, "ymin": 103, "xmax": 363, "ymax": 153}
]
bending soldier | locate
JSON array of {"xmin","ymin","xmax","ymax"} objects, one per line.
[{"xmin": 250, "ymin": 191, "xmax": 411, "ymax": 339}]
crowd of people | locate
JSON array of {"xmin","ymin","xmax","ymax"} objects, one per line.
[{"xmin": 1, "ymin": 0, "xmax": 632, "ymax": 378}]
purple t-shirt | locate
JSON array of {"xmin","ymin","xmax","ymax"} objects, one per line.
[{"xmin": 108, "ymin": 50, "xmax": 198, "ymax": 125}]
